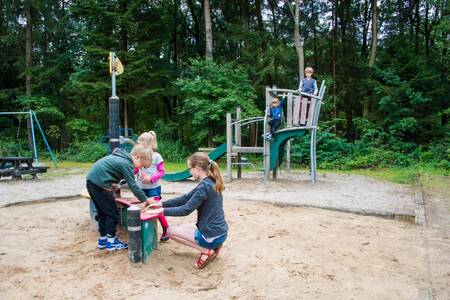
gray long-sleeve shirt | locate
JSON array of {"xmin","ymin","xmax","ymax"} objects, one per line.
[{"xmin": 163, "ymin": 177, "xmax": 228, "ymax": 239}]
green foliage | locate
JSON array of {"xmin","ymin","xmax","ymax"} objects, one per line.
[
  {"xmin": 0, "ymin": 137, "xmax": 31, "ymax": 157},
  {"xmin": 175, "ymin": 59, "xmax": 260, "ymax": 146},
  {"xmin": 58, "ymin": 141, "xmax": 108, "ymax": 163},
  {"xmin": 66, "ymin": 118, "xmax": 102, "ymax": 143}
]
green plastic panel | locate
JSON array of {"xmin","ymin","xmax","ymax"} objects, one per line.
[
  {"xmin": 163, "ymin": 143, "xmax": 228, "ymax": 182},
  {"xmin": 141, "ymin": 219, "xmax": 158, "ymax": 263},
  {"xmin": 270, "ymin": 129, "xmax": 307, "ymax": 170}
]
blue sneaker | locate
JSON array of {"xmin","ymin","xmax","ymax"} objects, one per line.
[
  {"xmin": 106, "ymin": 237, "xmax": 128, "ymax": 251},
  {"xmin": 98, "ymin": 238, "xmax": 107, "ymax": 249}
]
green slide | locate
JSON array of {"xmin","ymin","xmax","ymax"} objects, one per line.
[
  {"xmin": 269, "ymin": 128, "xmax": 307, "ymax": 170},
  {"xmin": 163, "ymin": 143, "xmax": 228, "ymax": 182}
]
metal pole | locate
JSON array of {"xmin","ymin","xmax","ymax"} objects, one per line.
[
  {"xmin": 109, "ymin": 52, "xmax": 120, "ymax": 152},
  {"xmin": 29, "ymin": 110, "xmax": 38, "ymax": 165},
  {"xmin": 235, "ymin": 107, "xmax": 242, "ymax": 179},
  {"xmin": 32, "ymin": 111, "xmax": 58, "ymax": 167},
  {"xmin": 226, "ymin": 113, "xmax": 232, "ymax": 181},
  {"xmin": 264, "ymin": 86, "xmax": 271, "ymax": 181}
]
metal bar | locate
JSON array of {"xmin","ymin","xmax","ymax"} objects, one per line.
[
  {"xmin": 231, "ymin": 117, "xmax": 264, "ymax": 126},
  {"xmin": 29, "ymin": 110, "xmax": 39, "ymax": 165},
  {"xmin": 226, "ymin": 113, "xmax": 232, "ymax": 181},
  {"xmin": 111, "ymin": 52, "xmax": 117, "ymax": 98},
  {"xmin": 264, "ymin": 87, "xmax": 271, "ymax": 181},
  {"xmin": 32, "ymin": 111, "xmax": 58, "ymax": 167},
  {"xmin": 236, "ymin": 108, "xmax": 242, "ymax": 179},
  {"xmin": 232, "ymin": 147, "xmax": 264, "ymax": 153},
  {"xmin": 0, "ymin": 112, "xmax": 31, "ymax": 115}
]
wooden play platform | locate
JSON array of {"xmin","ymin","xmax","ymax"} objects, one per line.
[{"xmin": 0, "ymin": 157, "xmax": 49, "ymax": 179}]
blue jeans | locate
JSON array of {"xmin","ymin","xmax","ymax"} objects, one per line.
[
  {"xmin": 142, "ymin": 186, "xmax": 161, "ymax": 198},
  {"xmin": 195, "ymin": 230, "xmax": 227, "ymax": 249}
]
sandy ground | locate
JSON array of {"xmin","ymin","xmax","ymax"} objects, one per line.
[
  {"xmin": 0, "ymin": 172, "xmax": 448, "ymax": 299},
  {"xmin": 0, "ymin": 197, "xmax": 427, "ymax": 299}
]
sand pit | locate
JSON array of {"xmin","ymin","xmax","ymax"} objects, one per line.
[{"xmin": 0, "ymin": 192, "xmax": 428, "ymax": 299}]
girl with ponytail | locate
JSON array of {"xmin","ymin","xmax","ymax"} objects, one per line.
[{"xmin": 147, "ymin": 152, "xmax": 228, "ymax": 269}]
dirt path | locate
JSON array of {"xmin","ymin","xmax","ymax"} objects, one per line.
[{"xmin": 420, "ymin": 176, "xmax": 450, "ymax": 299}]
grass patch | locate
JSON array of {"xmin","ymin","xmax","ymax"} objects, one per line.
[{"xmin": 333, "ymin": 165, "xmax": 448, "ymax": 185}]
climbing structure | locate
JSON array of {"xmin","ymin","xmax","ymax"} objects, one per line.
[{"xmin": 226, "ymin": 81, "xmax": 326, "ymax": 183}]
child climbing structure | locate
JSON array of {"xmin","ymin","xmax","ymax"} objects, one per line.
[{"xmin": 226, "ymin": 81, "xmax": 326, "ymax": 183}]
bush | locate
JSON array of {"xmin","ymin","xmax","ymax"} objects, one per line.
[{"xmin": 58, "ymin": 141, "xmax": 108, "ymax": 162}]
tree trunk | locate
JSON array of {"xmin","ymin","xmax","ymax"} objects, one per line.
[
  {"xmin": 25, "ymin": 1, "xmax": 33, "ymax": 152},
  {"xmin": 120, "ymin": 0, "xmax": 129, "ymax": 136},
  {"xmin": 415, "ymin": 0, "xmax": 420, "ymax": 53},
  {"xmin": 361, "ymin": 0, "xmax": 370, "ymax": 56},
  {"xmin": 424, "ymin": 0, "xmax": 430, "ymax": 57},
  {"xmin": 332, "ymin": 0, "xmax": 337, "ymax": 131},
  {"xmin": 207, "ymin": 120, "xmax": 214, "ymax": 147},
  {"xmin": 369, "ymin": 0, "xmax": 377, "ymax": 67},
  {"xmin": 187, "ymin": 0, "xmax": 202, "ymax": 56},
  {"xmin": 294, "ymin": 0, "xmax": 304, "ymax": 81},
  {"xmin": 25, "ymin": 2, "xmax": 32, "ymax": 96},
  {"xmin": 255, "ymin": 0, "xmax": 264, "ymax": 32},
  {"xmin": 204, "ymin": 0, "xmax": 213, "ymax": 60},
  {"xmin": 311, "ymin": 0, "xmax": 318, "ymax": 69}
]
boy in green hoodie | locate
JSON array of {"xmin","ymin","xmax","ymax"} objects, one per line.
[{"xmin": 86, "ymin": 144, "xmax": 152, "ymax": 251}]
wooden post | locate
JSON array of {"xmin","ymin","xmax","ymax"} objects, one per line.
[
  {"xmin": 226, "ymin": 113, "xmax": 232, "ymax": 181},
  {"xmin": 235, "ymin": 107, "xmax": 242, "ymax": 178},
  {"xmin": 264, "ymin": 87, "xmax": 271, "ymax": 180},
  {"xmin": 286, "ymin": 92, "xmax": 293, "ymax": 171}
]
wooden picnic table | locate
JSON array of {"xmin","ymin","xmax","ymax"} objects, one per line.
[{"xmin": 0, "ymin": 157, "xmax": 49, "ymax": 179}]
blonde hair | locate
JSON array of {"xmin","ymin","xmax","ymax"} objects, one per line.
[
  {"xmin": 137, "ymin": 131, "xmax": 157, "ymax": 150},
  {"xmin": 305, "ymin": 67, "xmax": 314, "ymax": 74},
  {"xmin": 130, "ymin": 144, "xmax": 153, "ymax": 165},
  {"xmin": 188, "ymin": 152, "xmax": 224, "ymax": 193},
  {"xmin": 271, "ymin": 97, "xmax": 280, "ymax": 107}
]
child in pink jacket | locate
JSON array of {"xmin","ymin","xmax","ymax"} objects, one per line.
[{"xmin": 135, "ymin": 131, "xmax": 169, "ymax": 241}]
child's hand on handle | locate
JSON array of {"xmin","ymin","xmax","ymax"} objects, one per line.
[
  {"xmin": 146, "ymin": 201, "xmax": 162, "ymax": 209},
  {"xmin": 142, "ymin": 174, "xmax": 152, "ymax": 184},
  {"xmin": 111, "ymin": 183, "xmax": 120, "ymax": 191},
  {"xmin": 146, "ymin": 207, "xmax": 163, "ymax": 215}
]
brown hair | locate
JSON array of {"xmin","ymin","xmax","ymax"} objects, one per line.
[
  {"xmin": 188, "ymin": 152, "xmax": 224, "ymax": 193},
  {"xmin": 137, "ymin": 131, "xmax": 157, "ymax": 150},
  {"xmin": 130, "ymin": 144, "xmax": 153, "ymax": 166}
]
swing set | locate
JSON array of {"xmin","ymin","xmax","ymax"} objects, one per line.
[{"xmin": 0, "ymin": 110, "xmax": 57, "ymax": 179}]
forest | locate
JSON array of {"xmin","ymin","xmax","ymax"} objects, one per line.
[{"xmin": 0, "ymin": 0, "xmax": 448, "ymax": 170}]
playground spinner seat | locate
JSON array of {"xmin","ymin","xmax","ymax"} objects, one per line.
[{"xmin": 115, "ymin": 197, "xmax": 159, "ymax": 263}]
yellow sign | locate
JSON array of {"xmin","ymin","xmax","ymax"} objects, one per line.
[{"xmin": 109, "ymin": 52, "xmax": 124, "ymax": 76}]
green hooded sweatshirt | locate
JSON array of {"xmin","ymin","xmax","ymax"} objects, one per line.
[{"xmin": 86, "ymin": 148, "xmax": 147, "ymax": 202}]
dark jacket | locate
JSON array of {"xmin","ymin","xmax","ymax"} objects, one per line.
[{"xmin": 86, "ymin": 148, "xmax": 147, "ymax": 202}]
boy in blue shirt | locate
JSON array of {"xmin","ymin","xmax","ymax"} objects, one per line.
[{"xmin": 265, "ymin": 95, "xmax": 286, "ymax": 140}]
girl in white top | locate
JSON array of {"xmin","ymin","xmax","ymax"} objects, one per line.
[{"xmin": 136, "ymin": 131, "xmax": 169, "ymax": 241}]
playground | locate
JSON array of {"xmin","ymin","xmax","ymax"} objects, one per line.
[{"xmin": 1, "ymin": 169, "xmax": 449, "ymax": 299}]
